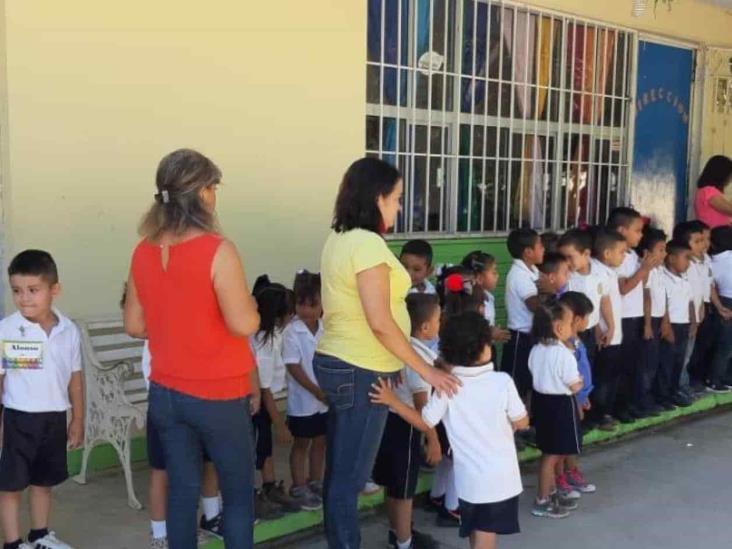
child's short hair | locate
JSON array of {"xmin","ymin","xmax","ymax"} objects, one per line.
[
  {"xmin": 400, "ymin": 239, "xmax": 433, "ymax": 265},
  {"xmin": 507, "ymin": 228, "xmax": 540, "ymax": 259},
  {"xmin": 638, "ymin": 226, "xmax": 667, "ymax": 253},
  {"xmin": 531, "ymin": 297, "xmax": 570, "ymax": 344},
  {"xmin": 253, "ymin": 275, "xmax": 294, "ymax": 343},
  {"xmin": 293, "ymin": 270, "xmax": 321, "ymax": 305},
  {"xmin": 559, "ymin": 291, "xmax": 594, "ymax": 319},
  {"xmin": 665, "ymin": 238, "xmax": 691, "ymax": 256},
  {"xmin": 593, "ymin": 227, "xmax": 626, "ymax": 258},
  {"xmin": 439, "ymin": 311, "xmax": 492, "ymax": 366},
  {"xmin": 8, "ymin": 250, "xmax": 59, "ymax": 285},
  {"xmin": 607, "ymin": 206, "xmax": 641, "ymax": 232},
  {"xmin": 540, "ymin": 232, "xmax": 560, "ymax": 254},
  {"xmin": 672, "ymin": 220, "xmax": 707, "ymax": 244},
  {"xmin": 711, "ymin": 226, "xmax": 732, "ymax": 255},
  {"xmin": 558, "ymin": 228, "xmax": 593, "ymax": 253},
  {"xmin": 537, "ymin": 252, "xmax": 568, "ymax": 275},
  {"xmin": 461, "ymin": 250, "xmax": 496, "ymax": 274},
  {"xmin": 406, "ymin": 293, "xmax": 440, "ymax": 335}
]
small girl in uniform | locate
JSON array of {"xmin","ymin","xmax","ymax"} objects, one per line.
[
  {"xmin": 528, "ymin": 298, "xmax": 584, "ymax": 519},
  {"xmin": 461, "ymin": 251, "xmax": 510, "ymax": 343},
  {"xmin": 251, "ymin": 275, "xmax": 300, "ymax": 516},
  {"xmin": 282, "ymin": 270, "xmax": 327, "ymax": 511}
]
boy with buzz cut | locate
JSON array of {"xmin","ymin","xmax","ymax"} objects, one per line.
[
  {"xmin": 400, "ymin": 239, "xmax": 437, "ymax": 295},
  {"xmin": 0, "ymin": 250, "xmax": 83, "ymax": 549},
  {"xmin": 502, "ymin": 228, "xmax": 545, "ymax": 401},
  {"xmin": 607, "ymin": 207, "xmax": 663, "ymax": 424}
]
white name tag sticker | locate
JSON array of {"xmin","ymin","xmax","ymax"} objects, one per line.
[{"xmin": 3, "ymin": 340, "xmax": 44, "ymax": 369}]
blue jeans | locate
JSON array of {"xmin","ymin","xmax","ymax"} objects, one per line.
[
  {"xmin": 314, "ymin": 354, "xmax": 397, "ymax": 549},
  {"xmin": 148, "ymin": 383, "xmax": 255, "ymax": 549}
]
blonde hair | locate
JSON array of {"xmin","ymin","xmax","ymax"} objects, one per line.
[{"xmin": 139, "ymin": 148, "xmax": 221, "ymax": 240}]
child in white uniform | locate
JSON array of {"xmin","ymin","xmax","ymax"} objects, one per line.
[{"xmin": 371, "ymin": 312, "xmax": 528, "ymax": 549}]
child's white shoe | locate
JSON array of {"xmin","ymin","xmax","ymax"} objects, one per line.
[{"xmin": 32, "ymin": 532, "xmax": 75, "ymax": 549}]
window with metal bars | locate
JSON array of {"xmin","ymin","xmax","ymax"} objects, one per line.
[{"xmin": 366, "ymin": 0, "xmax": 635, "ymax": 236}]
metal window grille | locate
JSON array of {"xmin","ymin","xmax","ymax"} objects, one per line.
[{"xmin": 366, "ymin": 0, "xmax": 635, "ymax": 236}]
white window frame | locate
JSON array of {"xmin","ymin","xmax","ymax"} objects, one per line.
[{"xmin": 366, "ymin": 0, "xmax": 639, "ymax": 238}]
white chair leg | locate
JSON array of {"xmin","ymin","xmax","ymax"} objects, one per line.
[
  {"xmin": 71, "ymin": 442, "xmax": 93, "ymax": 485},
  {"xmin": 113, "ymin": 437, "xmax": 143, "ymax": 510}
]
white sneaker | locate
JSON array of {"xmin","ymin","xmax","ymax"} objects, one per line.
[
  {"xmin": 361, "ymin": 480, "xmax": 382, "ymax": 495},
  {"xmin": 33, "ymin": 532, "xmax": 75, "ymax": 549}
]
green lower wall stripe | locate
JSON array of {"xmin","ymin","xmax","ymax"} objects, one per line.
[{"xmin": 70, "ymin": 391, "xmax": 730, "ymax": 546}]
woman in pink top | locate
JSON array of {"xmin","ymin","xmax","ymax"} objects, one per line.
[{"xmin": 695, "ymin": 155, "xmax": 732, "ymax": 228}]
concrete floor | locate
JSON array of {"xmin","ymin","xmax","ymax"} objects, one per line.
[
  {"xmin": 295, "ymin": 410, "xmax": 732, "ymax": 549},
  {"xmin": 1, "ymin": 410, "xmax": 730, "ymax": 548}
]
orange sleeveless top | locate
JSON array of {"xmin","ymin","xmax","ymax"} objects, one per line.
[{"xmin": 131, "ymin": 233, "xmax": 254, "ymax": 399}]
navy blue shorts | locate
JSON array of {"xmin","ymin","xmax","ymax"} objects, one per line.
[
  {"xmin": 0, "ymin": 409, "xmax": 68, "ymax": 491},
  {"xmin": 287, "ymin": 412, "xmax": 327, "ymax": 439},
  {"xmin": 147, "ymin": 408, "xmax": 211, "ymax": 470},
  {"xmin": 459, "ymin": 495, "xmax": 520, "ymax": 538},
  {"xmin": 372, "ymin": 412, "xmax": 422, "ymax": 499}
]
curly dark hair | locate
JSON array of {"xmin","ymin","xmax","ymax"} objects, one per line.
[{"xmin": 439, "ymin": 311, "xmax": 493, "ymax": 367}]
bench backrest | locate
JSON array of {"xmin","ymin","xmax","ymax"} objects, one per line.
[{"xmin": 78, "ymin": 317, "xmax": 148, "ymax": 407}]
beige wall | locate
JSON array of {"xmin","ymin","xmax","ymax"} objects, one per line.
[
  {"xmin": 3, "ymin": 0, "xmax": 732, "ymax": 317},
  {"xmin": 1, "ymin": 0, "xmax": 364, "ymax": 317}
]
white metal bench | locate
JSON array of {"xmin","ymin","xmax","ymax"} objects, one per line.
[{"xmin": 72, "ymin": 316, "xmax": 146, "ymax": 510}]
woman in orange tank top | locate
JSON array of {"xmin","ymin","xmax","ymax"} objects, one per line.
[{"xmin": 124, "ymin": 149, "xmax": 260, "ymax": 549}]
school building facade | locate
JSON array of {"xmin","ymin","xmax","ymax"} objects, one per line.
[{"xmin": 1, "ymin": 0, "xmax": 732, "ymax": 318}]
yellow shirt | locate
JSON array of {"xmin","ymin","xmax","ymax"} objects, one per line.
[{"xmin": 317, "ymin": 229, "xmax": 411, "ymax": 373}]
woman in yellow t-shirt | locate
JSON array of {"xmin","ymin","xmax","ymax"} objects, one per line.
[{"xmin": 314, "ymin": 157, "xmax": 459, "ymax": 548}]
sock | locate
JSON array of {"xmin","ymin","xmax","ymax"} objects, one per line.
[
  {"xmin": 151, "ymin": 520, "xmax": 167, "ymax": 540},
  {"xmin": 202, "ymin": 496, "xmax": 221, "ymax": 521},
  {"xmin": 397, "ymin": 537, "xmax": 412, "ymax": 549},
  {"xmin": 28, "ymin": 528, "xmax": 49, "ymax": 543},
  {"xmin": 4, "ymin": 540, "xmax": 22, "ymax": 549}
]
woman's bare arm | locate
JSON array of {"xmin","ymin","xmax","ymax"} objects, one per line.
[
  {"xmin": 123, "ymin": 275, "xmax": 147, "ymax": 338},
  {"xmin": 212, "ymin": 240, "xmax": 260, "ymax": 338},
  {"xmin": 357, "ymin": 264, "xmax": 459, "ymax": 397}
]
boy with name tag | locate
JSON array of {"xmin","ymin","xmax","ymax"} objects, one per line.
[{"xmin": 0, "ymin": 250, "xmax": 83, "ymax": 549}]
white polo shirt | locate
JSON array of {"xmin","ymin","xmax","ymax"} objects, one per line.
[
  {"xmin": 712, "ymin": 251, "xmax": 732, "ymax": 299},
  {"xmin": 591, "ymin": 259, "xmax": 623, "ymax": 346},
  {"xmin": 528, "ymin": 342, "xmax": 581, "ymax": 396},
  {"xmin": 282, "ymin": 318, "xmax": 328, "ymax": 417},
  {"xmin": 408, "ymin": 280, "xmax": 437, "ymax": 295},
  {"xmin": 616, "ymin": 250, "xmax": 644, "ymax": 318},
  {"xmin": 687, "ymin": 258, "xmax": 707, "ymax": 320},
  {"xmin": 645, "ymin": 267, "xmax": 667, "ymax": 319},
  {"xmin": 660, "ymin": 267, "xmax": 693, "ymax": 324},
  {"xmin": 0, "ymin": 310, "xmax": 81, "ymax": 413},
  {"xmin": 566, "ymin": 263, "xmax": 608, "ymax": 329},
  {"xmin": 422, "ymin": 362, "xmax": 526, "ymax": 504},
  {"xmin": 505, "ymin": 260, "xmax": 539, "ymax": 333},
  {"xmin": 703, "ymin": 254, "xmax": 713, "ymax": 303},
  {"xmin": 484, "ymin": 291, "xmax": 496, "ymax": 325},
  {"xmin": 250, "ymin": 328, "xmax": 287, "ymax": 394},
  {"xmin": 392, "ymin": 338, "xmax": 433, "ymax": 410}
]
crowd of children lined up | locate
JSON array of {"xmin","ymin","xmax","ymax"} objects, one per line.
[{"xmin": 3, "ymin": 205, "xmax": 732, "ymax": 549}]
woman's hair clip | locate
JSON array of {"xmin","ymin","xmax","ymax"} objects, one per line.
[
  {"xmin": 296, "ymin": 269, "xmax": 307, "ymax": 275},
  {"xmin": 155, "ymin": 189, "xmax": 170, "ymax": 204},
  {"xmin": 445, "ymin": 273, "xmax": 472, "ymax": 294}
]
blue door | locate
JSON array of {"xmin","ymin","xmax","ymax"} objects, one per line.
[{"xmin": 631, "ymin": 41, "xmax": 694, "ymax": 233}]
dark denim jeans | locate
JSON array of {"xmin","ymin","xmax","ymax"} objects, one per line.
[
  {"xmin": 314, "ymin": 354, "xmax": 398, "ymax": 549},
  {"xmin": 148, "ymin": 383, "xmax": 255, "ymax": 549},
  {"xmin": 710, "ymin": 296, "xmax": 732, "ymax": 386}
]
